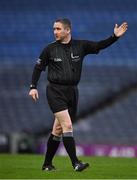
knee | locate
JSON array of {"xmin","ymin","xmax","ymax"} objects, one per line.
[
  {"xmin": 52, "ymin": 125, "xmax": 62, "ymax": 136},
  {"xmin": 63, "ymin": 122, "xmax": 73, "ymax": 131},
  {"xmin": 67, "ymin": 123, "xmax": 73, "ymax": 130}
]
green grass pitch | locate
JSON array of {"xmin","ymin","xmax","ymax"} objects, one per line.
[{"xmin": 0, "ymin": 154, "xmax": 137, "ymax": 179}]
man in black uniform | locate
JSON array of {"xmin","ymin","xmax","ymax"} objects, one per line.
[{"xmin": 29, "ymin": 18, "xmax": 128, "ymax": 171}]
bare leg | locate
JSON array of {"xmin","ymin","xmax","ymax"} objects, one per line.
[
  {"xmin": 43, "ymin": 110, "xmax": 89, "ymax": 171},
  {"xmin": 54, "ymin": 109, "xmax": 73, "ymax": 133},
  {"xmin": 42, "ymin": 118, "xmax": 62, "ymax": 169},
  {"xmin": 52, "ymin": 118, "xmax": 63, "ymax": 136},
  {"xmin": 54, "ymin": 109, "xmax": 79, "ymax": 166}
]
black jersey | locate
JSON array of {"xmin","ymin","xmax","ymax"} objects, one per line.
[{"xmin": 31, "ymin": 35, "xmax": 118, "ymax": 87}]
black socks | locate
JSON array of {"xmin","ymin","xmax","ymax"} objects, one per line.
[
  {"xmin": 43, "ymin": 132, "xmax": 79, "ymax": 167},
  {"xmin": 62, "ymin": 132, "xmax": 79, "ymax": 166},
  {"xmin": 43, "ymin": 134, "xmax": 61, "ymax": 166}
]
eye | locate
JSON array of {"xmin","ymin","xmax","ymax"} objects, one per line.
[{"xmin": 53, "ymin": 27, "xmax": 61, "ymax": 31}]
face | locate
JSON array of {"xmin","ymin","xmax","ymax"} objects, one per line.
[{"xmin": 53, "ymin": 22, "xmax": 70, "ymax": 42}]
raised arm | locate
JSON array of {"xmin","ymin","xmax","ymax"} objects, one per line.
[
  {"xmin": 96, "ymin": 22, "xmax": 128, "ymax": 50},
  {"xmin": 83, "ymin": 22, "xmax": 128, "ymax": 55}
]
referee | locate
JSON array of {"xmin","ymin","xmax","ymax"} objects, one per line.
[{"xmin": 29, "ymin": 18, "xmax": 128, "ymax": 171}]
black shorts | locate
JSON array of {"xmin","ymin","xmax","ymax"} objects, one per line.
[{"xmin": 46, "ymin": 83, "xmax": 78, "ymax": 122}]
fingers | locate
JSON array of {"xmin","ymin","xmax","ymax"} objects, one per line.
[
  {"xmin": 29, "ymin": 89, "xmax": 39, "ymax": 101},
  {"xmin": 36, "ymin": 92, "xmax": 39, "ymax": 100},
  {"xmin": 121, "ymin": 22, "xmax": 128, "ymax": 31},
  {"xmin": 115, "ymin": 24, "xmax": 118, "ymax": 28},
  {"xmin": 122, "ymin": 22, "xmax": 128, "ymax": 27},
  {"xmin": 114, "ymin": 22, "xmax": 128, "ymax": 37},
  {"xmin": 32, "ymin": 94, "xmax": 38, "ymax": 101},
  {"xmin": 115, "ymin": 22, "xmax": 128, "ymax": 30}
]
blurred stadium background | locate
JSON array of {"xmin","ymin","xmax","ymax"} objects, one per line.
[{"xmin": 0, "ymin": 0, "xmax": 137, "ymax": 157}]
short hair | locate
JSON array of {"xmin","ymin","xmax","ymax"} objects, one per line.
[{"xmin": 54, "ymin": 18, "xmax": 72, "ymax": 29}]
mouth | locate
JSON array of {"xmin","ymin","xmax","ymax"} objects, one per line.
[{"xmin": 54, "ymin": 34, "xmax": 58, "ymax": 38}]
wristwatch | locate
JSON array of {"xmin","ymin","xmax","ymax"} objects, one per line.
[{"xmin": 30, "ymin": 84, "xmax": 37, "ymax": 89}]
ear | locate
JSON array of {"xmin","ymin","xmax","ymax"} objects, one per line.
[{"xmin": 66, "ymin": 27, "xmax": 71, "ymax": 34}]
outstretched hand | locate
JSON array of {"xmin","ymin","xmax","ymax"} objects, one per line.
[{"xmin": 114, "ymin": 22, "xmax": 128, "ymax": 37}]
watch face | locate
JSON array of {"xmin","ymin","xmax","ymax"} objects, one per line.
[{"xmin": 30, "ymin": 84, "xmax": 36, "ymax": 89}]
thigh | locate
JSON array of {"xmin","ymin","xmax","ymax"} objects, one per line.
[{"xmin": 54, "ymin": 109, "xmax": 72, "ymax": 132}]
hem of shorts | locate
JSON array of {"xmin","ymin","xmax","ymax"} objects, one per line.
[{"xmin": 52, "ymin": 107, "xmax": 68, "ymax": 113}]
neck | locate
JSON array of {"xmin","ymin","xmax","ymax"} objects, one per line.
[{"xmin": 61, "ymin": 34, "xmax": 71, "ymax": 44}]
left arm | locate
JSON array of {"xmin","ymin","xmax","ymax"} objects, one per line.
[
  {"xmin": 97, "ymin": 22, "xmax": 128, "ymax": 50},
  {"xmin": 83, "ymin": 22, "xmax": 128, "ymax": 54}
]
